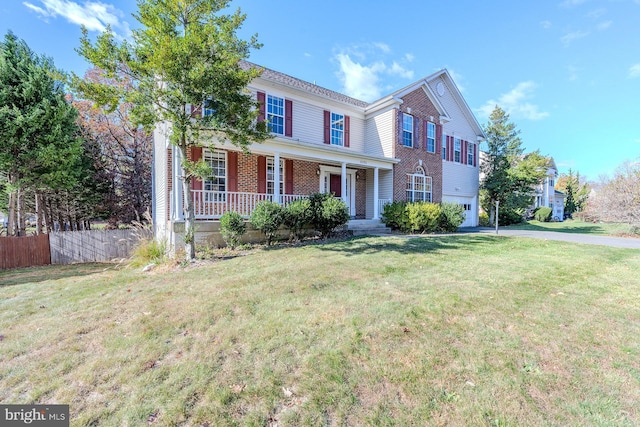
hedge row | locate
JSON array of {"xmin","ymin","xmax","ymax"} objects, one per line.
[{"xmin": 381, "ymin": 201, "xmax": 465, "ymax": 233}]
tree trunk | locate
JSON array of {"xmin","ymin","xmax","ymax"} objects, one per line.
[
  {"xmin": 180, "ymin": 143, "xmax": 196, "ymax": 261},
  {"xmin": 7, "ymin": 176, "xmax": 16, "ymax": 236},
  {"xmin": 17, "ymin": 187, "xmax": 26, "ymax": 236},
  {"xmin": 35, "ymin": 192, "xmax": 43, "ymax": 235},
  {"xmin": 43, "ymin": 193, "xmax": 52, "ymax": 233}
]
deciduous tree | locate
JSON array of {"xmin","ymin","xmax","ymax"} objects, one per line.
[
  {"xmin": 74, "ymin": 0, "xmax": 269, "ymax": 261},
  {"xmin": 74, "ymin": 67, "xmax": 152, "ymax": 227}
]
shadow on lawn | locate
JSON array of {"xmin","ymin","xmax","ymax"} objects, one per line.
[
  {"xmin": 312, "ymin": 233, "xmax": 491, "ymax": 257},
  {"xmin": 0, "ymin": 263, "xmax": 111, "ymax": 287},
  {"xmin": 505, "ymin": 223, "xmax": 610, "ymax": 235}
]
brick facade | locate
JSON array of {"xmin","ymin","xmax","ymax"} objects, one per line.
[{"xmin": 392, "ymin": 89, "xmax": 443, "ymax": 203}]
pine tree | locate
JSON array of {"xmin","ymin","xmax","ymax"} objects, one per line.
[
  {"xmin": 74, "ymin": 0, "xmax": 270, "ymax": 260},
  {"xmin": 0, "ymin": 31, "xmax": 84, "ymax": 235}
]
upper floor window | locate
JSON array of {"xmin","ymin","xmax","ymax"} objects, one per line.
[
  {"xmin": 454, "ymin": 138, "xmax": 461, "ymax": 163},
  {"xmin": 267, "ymin": 95, "xmax": 284, "ymax": 135},
  {"xmin": 549, "ymin": 178, "xmax": 555, "ymax": 188},
  {"xmin": 267, "ymin": 157, "xmax": 284, "ymax": 195},
  {"xmin": 442, "ymin": 134, "xmax": 447, "ymax": 160},
  {"xmin": 402, "ymin": 114, "xmax": 414, "ymax": 147},
  {"xmin": 331, "ymin": 112, "xmax": 345, "ymax": 146},
  {"xmin": 467, "ymin": 143, "xmax": 475, "ymax": 166},
  {"xmin": 406, "ymin": 166, "xmax": 432, "ymax": 202},
  {"xmin": 426, "ymin": 122, "xmax": 436, "ymax": 153}
]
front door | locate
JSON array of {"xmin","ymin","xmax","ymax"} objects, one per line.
[{"xmin": 329, "ymin": 174, "xmax": 342, "ymax": 197}]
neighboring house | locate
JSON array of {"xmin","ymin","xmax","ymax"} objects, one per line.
[
  {"xmin": 533, "ymin": 158, "xmax": 565, "ymax": 221},
  {"xmin": 153, "ymin": 62, "xmax": 485, "ymax": 247}
]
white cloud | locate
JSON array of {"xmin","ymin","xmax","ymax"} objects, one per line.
[
  {"xmin": 335, "ymin": 53, "xmax": 385, "ymax": 101},
  {"xmin": 567, "ymin": 65, "xmax": 579, "ymax": 81},
  {"xmin": 586, "ymin": 8, "xmax": 606, "ymax": 19},
  {"xmin": 333, "ymin": 44, "xmax": 416, "ymax": 102},
  {"xmin": 388, "ymin": 61, "xmax": 414, "ymax": 79},
  {"xmin": 597, "ymin": 20, "xmax": 612, "ymax": 31},
  {"xmin": 540, "ymin": 20, "xmax": 552, "ymax": 29},
  {"xmin": 560, "ymin": 30, "xmax": 589, "ymax": 46},
  {"xmin": 560, "ymin": 0, "xmax": 588, "ymax": 7},
  {"xmin": 373, "ymin": 42, "xmax": 391, "ymax": 54},
  {"xmin": 477, "ymin": 81, "xmax": 549, "ymax": 121},
  {"xmin": 405, "ymin": 53, "xmax": 415, "ymax": 62},
  {"xmin": 23, "ymin": 0, "xmax": 131, "ymax": 39},
  {"xmin": 629, "ymin": 63, "xmax": 640, "ymax": 78}
]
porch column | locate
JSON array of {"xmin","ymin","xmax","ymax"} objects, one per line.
[
  {"xmin": 173, "ymin": 146, "xmax": 184, "ymax": 221},
  {"xmin": 373, "ymin": 167, "xmax": 380, "ymax": 220},
  {"xmin": 273, "ymin": 152, "xmax": 281, "ymax": 205},
  {"xmin": 341, "ymin": 162, "xmax": 347, "ymax": 204}
]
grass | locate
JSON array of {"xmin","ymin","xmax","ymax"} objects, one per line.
[
  {"xmin": 1, "ymin": 235, "xmax": 640, "ymax": 426},
  {"xmin": 504, "ymin": 219, "xmax": 638, "ymax": 236}
]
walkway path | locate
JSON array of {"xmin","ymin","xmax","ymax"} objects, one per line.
[{"xmin": 461, "ymin": 227, "xmax": 640, "ymax": 250}]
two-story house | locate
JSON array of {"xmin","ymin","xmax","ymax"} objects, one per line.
[
  {"xmin": 533, "ymin": 158, "xmax": 565, "ymax": 221},
  {"xmin": 153, "ymin": 62, "xmax": 485, "ymax": 248}
]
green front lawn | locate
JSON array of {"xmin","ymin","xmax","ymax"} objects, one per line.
[
  {"xmin": 1, "ymin": 235, "xmax": 639, "ymax": 426},
  {"xmin": 504, "ymin": 219, "xmax": 638, "ymax": 236}
]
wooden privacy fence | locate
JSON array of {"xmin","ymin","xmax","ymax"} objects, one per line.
[
  {"xmin": 0, "ymin": 234, "xmax": 51, "ymax": 270},
  {"xmin": 49, "ymin": 229, "xmax": 151, "ymax": 265},
  {"xmin": 1, "ymin": 229, "xmax": 151, "ymax": 269}
]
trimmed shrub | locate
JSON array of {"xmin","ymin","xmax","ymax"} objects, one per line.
[
  {"xmin": 219, "ymin": 211, "xmax": 246, "ymax": 249},
  {"xmin": 249, "ymin": 200, "xmax": 283, "ymax": 245},
  {"xmin": 381, "ymin": 201, "xmax": 409, "ymax": 231},
  {"xmin": 534, "ymin": 206, "xmax": 553, "ymax": 222},
  {"xmin": 308, "ymin": 193, "xmax": 350, "ymax": 239},
  {"xmin": 479, "ymin": 212, "xmax": 490, "ymax": 227},
  {"xmin": 438, "ymin": 202, "xmax": 465, "ymax": 232},
  {"xmin": 407, "ymin": 202, "xmax": 441, "ymax": 233},
  {"xmin": 283, "ymin": 198, "xmax": 311, "ymax": 241}
]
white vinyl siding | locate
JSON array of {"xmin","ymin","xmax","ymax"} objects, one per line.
[{"xmin": 365, "ymin": 109, "xmax": 395, "ymax": 158}]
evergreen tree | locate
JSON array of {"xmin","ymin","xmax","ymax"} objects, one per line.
[
  {"xmin": 74, "ymin": 0, "xmax": 270, "ymax": 261},
  {"xmin": 0, "ymin": 31, "xmax": 84, "ymax": 235},
  {"xmin": 480, "ymin": 106, "xmax": 549, "ymax": 225}
]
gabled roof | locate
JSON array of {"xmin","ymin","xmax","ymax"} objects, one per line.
[
  {"xmin": 425, "ymin": 69, "xmax": 486, "ymax": 140},
  {"xmin": 242, "ymin": 61, "xmax": 368, "ymax": 108},
  {"xmin": 242, "ymin": 60, "xmax": 486, "ymax": 140}
]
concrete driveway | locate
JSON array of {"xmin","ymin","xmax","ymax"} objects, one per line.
[{"xmin": 462, "ymin": 227, "xmax": 640, "ymax": 250}]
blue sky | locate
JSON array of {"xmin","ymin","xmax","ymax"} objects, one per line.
[{"xmin": 2, "ymin": 0, "xmax": 639, "ymax": 181}]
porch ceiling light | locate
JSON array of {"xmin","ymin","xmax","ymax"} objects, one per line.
[{"xmin": 316, "ymin": 167, "xmax": 321, "ymax": 176}]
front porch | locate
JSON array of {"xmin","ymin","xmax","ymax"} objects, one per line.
[
  {"xmin": 168, "ymin": 143, "xmax": 397, "ymax": 222},
  {"xmin": 190, "ymin": 190, "xmax": 392, "ymax": 220}
]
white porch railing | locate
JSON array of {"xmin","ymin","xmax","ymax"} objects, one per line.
[
  {"xmin": 378, "ymin": 199, "xmax": 392, "ymax": 215},
  {"xmin": 192, "ymin": 190, "xmax": 306, "ymax": 219}
]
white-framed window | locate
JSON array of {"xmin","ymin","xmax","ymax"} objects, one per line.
[
  {"xmin": 467, "ymin": 143, "xmax": 474, "ymax": 165},
  {"xmin": 549, "ymin": 178, "xmax": 555, "ymax": 188},
  {"xmin": 267, "ymin": 94, "xmax": 284, "ymax": 135},
  {"xmin": 267, "ymin": 157, "xmax": 284, "ymax": 195},
  {"xmin": 426, "ymin": 122, "xmax": 436, "ymax": 153},
  {"xmin": 442, "ymin": 134, "xmax": 447, "ymax": 160},
  {"xmin": 331, "ymin": 112, "xmax": 344, "ymax": 146},
  {"xmin": 204, "ymin": 149, "xmax": 226, "ymax": 201},
  {"xmin": 454, "ymin": 138, "xmax": 461, "ymax": 163},
  {"xmin": 406, "ymin": 166, "xmax": 432, "ymax": 202},
  {"xmin": 402, "ymin": 114, "xmax": 413, "ymax": 147}
]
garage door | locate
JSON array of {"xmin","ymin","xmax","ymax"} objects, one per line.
[{"xmin": 442, "ymin": 196, "xmax": 476, "ymax": 227}]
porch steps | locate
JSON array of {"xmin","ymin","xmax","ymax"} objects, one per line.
[{"xmin": 346, "ymin": 219, "xmax": 392, "ymax": 236}]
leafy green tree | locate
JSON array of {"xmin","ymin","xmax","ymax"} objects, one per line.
[
  {"xmin": 0, "ymin": 31, "xmax": 83, "ymax": 235},
  {"xmin": 557, "ymin": 168, "xmax": 589, "ymax": 215},
  {"xmin": 480, "ymin": 106, "xmax": 549, "ymax": 225},
  {"xmin": 74, "ymin": 0, "xmax": 269, "ymax": 261}
]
